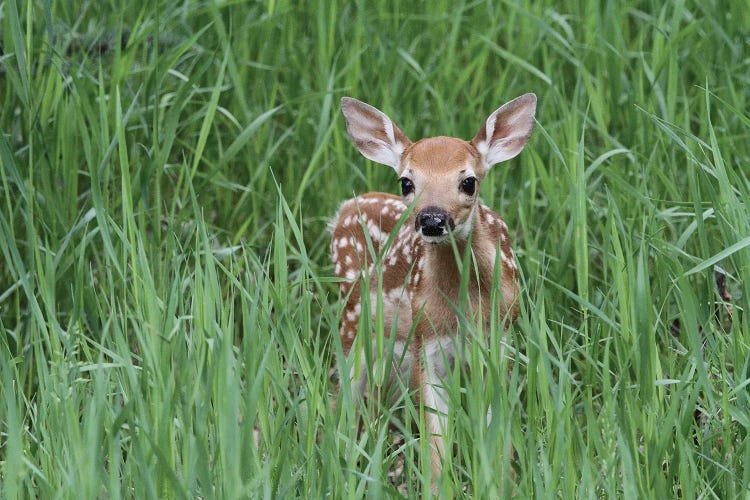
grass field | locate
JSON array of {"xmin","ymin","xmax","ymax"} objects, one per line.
[{"xmin": 1, "ymin": 0, "xmax": 749, "ymax": 497}]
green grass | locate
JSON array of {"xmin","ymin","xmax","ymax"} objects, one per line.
[{"xmin": 1, "ymin": 0, "xmax": 749, "ymax": 497}]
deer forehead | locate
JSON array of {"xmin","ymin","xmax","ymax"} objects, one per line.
[{"xmin": 400, "ymin": 137, "xmax": 481, "ymax": 176}]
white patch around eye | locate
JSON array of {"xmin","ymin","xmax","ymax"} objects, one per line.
[
  {"xmin": 457, "ymin": 165, "xmax": 479, "ymax": 200},
  {"xmin": 461, "ymin": 165, "xmax": 477, "ymax": 183}
]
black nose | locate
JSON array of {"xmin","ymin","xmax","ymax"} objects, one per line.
[{"xmin": 416, "ymin": 207, "xmax": 454, "ymax": 237}]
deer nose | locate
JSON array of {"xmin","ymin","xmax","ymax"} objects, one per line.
[{"xmin": 416, "ymin": 207, "xmax": 454, "ymax": 237}]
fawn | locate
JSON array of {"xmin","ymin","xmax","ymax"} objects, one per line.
[{"xmin": 331, "ymin": 93, "xmax": 537, "ymax": 484}]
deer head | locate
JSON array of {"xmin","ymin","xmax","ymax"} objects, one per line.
[{"xmin": 340, "ymin": 94, "xmax": 537, "ymax": 244}]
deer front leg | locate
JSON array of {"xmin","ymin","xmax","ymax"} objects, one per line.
[{"xmin": 418, "ymin": 337, "xmax": 456, "ymax": 488}]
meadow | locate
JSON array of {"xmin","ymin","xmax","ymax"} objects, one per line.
[{"xmin": 1, "ymin": 0, "xmax": 749, "ymax": 497}]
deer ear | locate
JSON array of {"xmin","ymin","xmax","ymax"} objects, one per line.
[
  {"xmin": 341, "ymin": 97, "xmax": 412, "ymax": 170},
  {"xmin": 471, "ymin": 93, "xmax": 536, "ymax": 171}
]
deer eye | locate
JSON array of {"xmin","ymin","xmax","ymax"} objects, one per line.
[
  {"xmin": 400, "ymin": 177, "xmax": 414, "ymax": 196},
  {"xmin": 460, "ymin": 177, "xmax": 477, "ymax": 195}
]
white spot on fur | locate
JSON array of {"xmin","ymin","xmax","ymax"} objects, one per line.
[
  {"xmin": 356, "ymin": 198, "xmax": 379, "ymax": 206},
  {"xmin": 387, "ymin": 252, "xmax": 399, "ymax": 266},
  {"xmin": 366, "ymin": 219, "xmax": 388, "ymax": 244},
  {"xmin": 507, "ymin": 249, "xmax": 517, "ymax": 269},
  {"xmin": 501, "ymin": 250, "xmax": 516, "ymax": 270},
  {"xmin": 401, "ymin": 246, "xmax": 411, "ymax": 261},
  {"xmin": 346, "ymin": 308, "xmax": 359, "ymax": 322}
]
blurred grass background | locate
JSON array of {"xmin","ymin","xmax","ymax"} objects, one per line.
[{"xmin": 1, "ymin": 0, "xmax": 749, "ymax": 497}]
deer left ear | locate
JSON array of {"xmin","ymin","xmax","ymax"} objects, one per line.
[
  {"xmin": 471, "ymin": 93, "xmax": 537, "ymax": 171},
  {"xmin": 341, "ymin": 97, "xmax": 412, "ymax": 170}
]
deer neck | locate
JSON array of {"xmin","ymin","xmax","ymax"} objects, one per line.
[{"xmin": 415, "ymin": 208, "xmax": 495, "ymax": 335}]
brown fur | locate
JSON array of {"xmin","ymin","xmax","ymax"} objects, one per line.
[
  {"xmin": 334, "ymin": 94, "xmax": 536, "ymax": 488},
  {"xmin": 331, "ymin": 193, "xmax": 518, "ymax": 353}
]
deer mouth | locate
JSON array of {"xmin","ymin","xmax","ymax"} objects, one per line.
[{"xmin": 420, "ymin": 234, "xmax": 450, "ymax": 244}]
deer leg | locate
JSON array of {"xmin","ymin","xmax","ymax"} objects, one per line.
[{"xmin": 419, "ymin": 337, "xmax": 456, "ymax": 486}]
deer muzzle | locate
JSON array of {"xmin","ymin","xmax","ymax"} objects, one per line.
[{"xmin": 416, "ymin": 206, "xmax": 455, "ymax": 239}]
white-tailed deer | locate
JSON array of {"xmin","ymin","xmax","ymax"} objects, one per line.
[{"xmin": 331, "ymin": 94, "xmax": 536, "ymax": 485}]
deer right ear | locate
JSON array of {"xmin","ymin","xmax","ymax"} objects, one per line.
[
  {"xmin": 341, "ymin": 97, "xmax": 412, "ymax": 170},
  {"xmin": 472, "ymin": 93, "xmax": 537, "ymax": 172}
]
